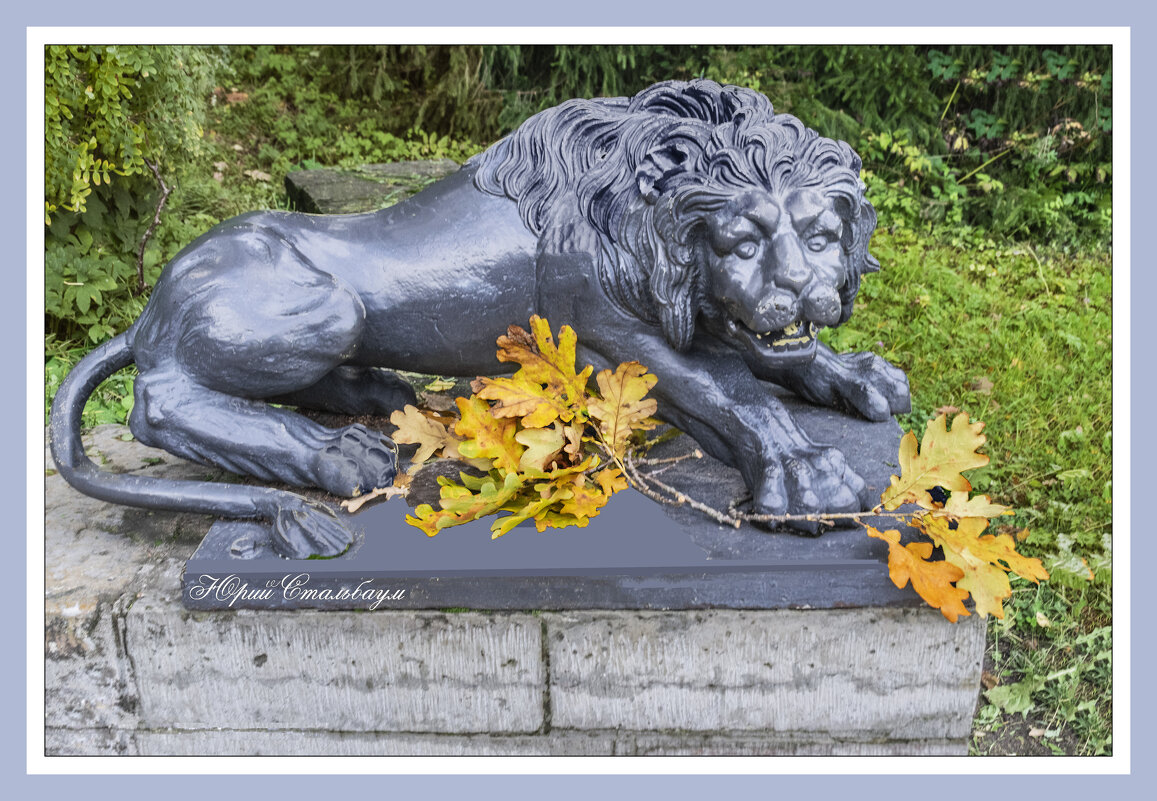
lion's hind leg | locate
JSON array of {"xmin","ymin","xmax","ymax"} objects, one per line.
[
  {"xmin": 128, "ymin": 225, "xmax": 399, "ymax": 512},
  {"xmin": 131, "ymin": 368, "xmax": 398, "ymax": 495},
  {"xmin": 271, "ymin": 365, "xmax": 418, "ymax": 417}
]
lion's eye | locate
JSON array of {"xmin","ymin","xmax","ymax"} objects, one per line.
[
  {"xmin": 734, "ymin": 242, "xmax": 757, "ymax": 259},
  {"xmin": 806, "ymin": 234, "xmax": 832, "ymax": 252}
]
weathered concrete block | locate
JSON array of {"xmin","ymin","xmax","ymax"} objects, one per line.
[
  {"xmin": 45, "ymin": 425, "xmax": 214, "ymax": 732},
  {"xmin": 45, "ymin": 425, "xmax": 988, "ymax": 756},
  {"xmin": 44, "ymin": 726, "xmax": 139, "ymax": 756},
  {"xmin": 136, "ymin": 729, "xmax": 617, "ymax": 756},
  {"xmin": 545, "ymin": 609, "xmax": 985, "ymax": 739},
  {"xmin": 623, "ymin": 732, "xmax": 965, "ymax": 756},
  {"xmin": 126, "ymin": 602, "xmax": 545, "ymax": 733}
]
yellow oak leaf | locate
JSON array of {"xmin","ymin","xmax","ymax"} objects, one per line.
[
  {"xmin": 485, "ymin": 315, "xmax": 594, "ymax": 421},
  {"xmin": 941, "ymin": 490, "xmax": 1012, "ymax": 519},
  {"xmin": 453, "ymin": 395, "xmax": 524, "ymax": 473},
  {"xmin": 881, "ymin": 413, "xmax": 989, "ymax": 511},
  {"xmin": 917, "ymin": 513, "xmax": 1049, "ymax": 619},
  {"xmin": 422, "ymin": 376, "xmax": 456, "ymax": 392},
  {"xmin": 400, "ymin": 316, "xmax": 652, "ymax": 539},
  {"xmin": 476, "ymin": 375, "xmax": 576, "ymax": 428},
  {"xmin": 533, "ymin": 510, "xmax": 589, "ymax": 532},
  {"xmin": 515, "ymin": 422, "xmax": 567, "ymax": 474},
  {"xmin": 389, "ymin": 404, "xmax": 463, "ymax": 465},
  {"xmin": 593, "ymin": 467, "xmax": 629, "ymax": 496},
  {"xmin": 490, "ymin": 480, "xmax": 575, "ymax": 539},
  {"xmin": 559, "ymin": 474, "xmax": 613, "ymax": 520},
  {"xmin": 587, "ymin": 361, "xmax": 659, "ymax": 458},
  {"xmin": 867, "ymin": 526, "xmax": 971, "ymax": 622}
]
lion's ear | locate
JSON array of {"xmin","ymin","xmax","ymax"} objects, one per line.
[{"xmin": 636, "ymin": 143, "xmax": 692, "ymax": 204}]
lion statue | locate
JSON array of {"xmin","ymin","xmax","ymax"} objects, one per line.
[{"xmin": 50, "ymin": 80, "xmax": 909, "ymax": 559}]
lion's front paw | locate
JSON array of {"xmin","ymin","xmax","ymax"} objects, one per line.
[
  {"xmin": 752, "ymin": 443, "xmax": 867, "ymax": 536},
  {"xmin": 314, "ymin": 424, "xmax": 398, "ymax": 497},
  {"xmin": 832, "ymin": 352, "xmax": 910, "ymax": 422}
]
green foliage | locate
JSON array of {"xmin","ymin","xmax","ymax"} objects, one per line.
[
  {"xmin": 45, "ymin": 45, "xmax": 219, "ymax": 224},
  {"xmin": 692, "ymin": 45, "xmax": 1111, "ymax": 248},
  {"xmin": 974, "ymin": 582, "xmax": 1112, "ymax": 755},
  {"xmin": 45, "ymin": 44, "xmax": 223, "ymax": 350},
  {"xmin": 45, "ymin": 335, "xmax": 135, "ymax": 427},
  {"xmin": 836, "ymin": 225, "xmax": 1112, "ymax": 586},
  {"xmin": 924, "ymin": 46, "xmax": 1112, "ymax": 245},
  {"xmin": 217, "ymin": 46, "xmax": 485, "ymax": 176},
  {"xmin": 480, "ymin": 45, "xmax": 705, "ymax": 134}
]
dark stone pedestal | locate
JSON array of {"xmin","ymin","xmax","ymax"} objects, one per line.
[{"xmin": 183, "ymin": 396, "xmax": 921, "ymax": 611}]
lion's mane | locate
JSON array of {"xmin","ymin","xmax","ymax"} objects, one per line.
[{"xmin": 470, "ymin": 80, "xmax": 880, "ymax": 351}]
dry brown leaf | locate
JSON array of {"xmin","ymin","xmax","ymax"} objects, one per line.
[
  {"xmin": 970, "ymin": 376, "xmax": 995, "ymax": 395},
  {"xmin": 389, "ymin": 405, "xmax": 460, "ymax": 466},
  {"xmin": 341, "ymin": 485, "xmax": 407, "ymax": 513}
]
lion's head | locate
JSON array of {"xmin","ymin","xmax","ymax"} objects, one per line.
[{"xmin": 470, "ymin": 80, "xmax": 880, "ymax": 374}]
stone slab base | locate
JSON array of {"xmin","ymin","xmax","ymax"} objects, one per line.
[
  {"xmin": 182, "ymin": 394, "xmax": 924, "ymax": 611},
  {"xmin": 44, "ymin": 425, "xmax": 986, "ymax": 757}
]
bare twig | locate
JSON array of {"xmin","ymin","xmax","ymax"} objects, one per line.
[
  {"xmin": 632, "ymin": 449, "xmax": 704, "ymax": 467},
  {"xmin": 624, "ymin": 455, "xmax": 742, "ymax": 528},
  {"xmin": 738, "ymin": 508, "xmax": 903, "ymax": 526},
  {"xmin": 340, "ymin": 485, "xmax": 408, "ymax": 513},
  {"xmin": 135, "ymin": 159, "xmax": 172, "ymax": 295},
  {"xmin": 627, "ymin": 455, "xmax": 914, "ymax": 531}
]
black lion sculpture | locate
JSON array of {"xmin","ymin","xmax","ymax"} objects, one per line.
[{"xmin": 50, "ymin": 80, "xmax": 909, "ymax": 559}]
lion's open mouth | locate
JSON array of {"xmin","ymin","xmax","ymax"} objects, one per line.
[{"xmin": 725, "ymin": 318, "xmax": 820, "ymax": 367}]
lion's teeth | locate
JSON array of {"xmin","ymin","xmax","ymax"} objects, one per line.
[{"xmin": 783, "ymin": 321, "xmax": 801, "ymax": 336}]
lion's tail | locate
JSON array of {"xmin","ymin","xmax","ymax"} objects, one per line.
[{"xmin": 49, "ymin": 333, "xmax": 290, "ymax": 521}]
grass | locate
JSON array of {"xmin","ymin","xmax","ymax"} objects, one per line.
[
  {"xmin": 823, "ymin": 225, "xmax": 1113, "ymax": 755},
  {"xmin": 45, "ymin": 335, "xmax": 136, "ymax": 428}
]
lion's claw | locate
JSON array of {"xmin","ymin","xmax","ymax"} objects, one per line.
[
  {"xmin": 753, "ymin": 442, "xmax": 866, "ymax": 535},
  {"xmin": 836, "ymin": 352, "xmax": 910, "ymax": 421}
]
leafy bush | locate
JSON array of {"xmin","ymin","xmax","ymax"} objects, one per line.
[
  {"xmin": 45, "ymin": 45, "xmax": 222, "ymax": 344},
  {"xmin": 925, "ymin": 45, "xmax": 1112, "ymax": 246},
  {"xmin": 45, "ymin": 45, "xmax": 219, "ymax": 224},
  {"xmin": 212, "ymin": 46, "xmax": 485, "ymax": 176}
]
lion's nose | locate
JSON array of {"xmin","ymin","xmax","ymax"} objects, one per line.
[
  {"xmin": 802, "ymin": 284, "xmax": 842, "ymax": 327},
  {"xmin": 769, "ymin": 233, "xmax": 812, "ymax": 292}
]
